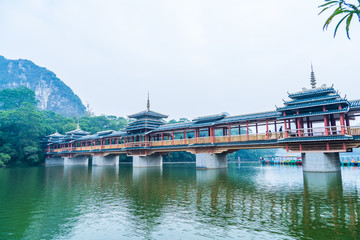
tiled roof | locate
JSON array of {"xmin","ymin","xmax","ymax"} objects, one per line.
[
  {"xmin": 277, "ymin": 99, "xmax": 348, "ymax": 111},
  {"xmin": 128, "ymin": 110, "xmax": 168, "ymax": 119},
  {"xmin": 217, "ymin": 111, "xmax": 281, "ymax": 124},
  {"xmin": 150, "ymin": 111, "xmax": 281, "ymax": 133},
  {"xmin": 65, "ymin": 128, "xmax": 90, "ymax": 135},
  {"xmin": 349, "ymin": 100, "xmax": 360, "ymax": 110},
  {"xmin": 193, "ymin": 113, "xmax": 228, "ymax": 123},
  {"xmin": 288, "ymin": 87, "xmax": 336, "ymax": 99},
  {"xmin": 283, "ymin": 94, "xmax": 340, "ymax": 106},
  {"xmin": 277, "ymin": 108, "xmax": 349, "ymax": 120}
]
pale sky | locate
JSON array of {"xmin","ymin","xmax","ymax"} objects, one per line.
[{"xmin": 0, "ymin": 0, "xmax": 359, "ymax": 120}]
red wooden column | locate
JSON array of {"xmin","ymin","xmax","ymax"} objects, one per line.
[
  {"xmin": 343, "ymin": 141, "xmax": 346, "ymax": 151},
  {"xmin": 345, "ymin": 114, "xmax": 350, "ymax": 127},
  {"xmin": 339, "ymin": 104, "xmax": 346, "ymax": 134},
  {"xmin": 284, "ymin": 120, "xmax": 288, "ymax": 137},
  {"xmin": 228, "ymin": 124, "xmax": 232, "ymax": 142},
  {"xmin": 172, "ymin": 131, "xmax": 175, "ymax": 145},
  {"xmin": 283, "ymin": 112, "xmax": 288, "ymax": 138},
  {"xmin": 323, "ymin": 106, "xmax": 329, "ymax": 136},
  {"xmin": 345, "ymin": 114, "xmax": 350, "ymax": 135},
  {"xmin": 161, "ymin": 132, "xmax": 164, "ymax": 145},
  {"xmin": 274, "ymin": 121, "xmax": 277, "ymax": 133},
  {"xmin": 266, "ymin": 119, "xmax": 269, "ymax": 139},
  {"xmin": 212, "ymin": 127, "xmax": 215, "ymax": 143},
  {"xmin": 246, "ymin": 122, "xmax": 249, "ymax": 141},
  {"xmin": 184, "ymin": 130, "xmax": 187, "ymax": 144},
  {"xmin": 195, "ymin": 129, "xmax": 198, "ymax": 143},
  {"xmin": 296, "ymin": 109, "xmax": 301, "ymax": 137}
]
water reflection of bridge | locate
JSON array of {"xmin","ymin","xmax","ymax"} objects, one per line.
[
  {"xmin": 2, "ymin": 165, "xmax": 358, "ymax": 239},
  {"xmin": 43, "ymin": 70, "xmax": 360, "ymax": 172}
]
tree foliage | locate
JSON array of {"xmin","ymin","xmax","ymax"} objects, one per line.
[
  {"xmin": 0, "ymin": 86, "xmax": 37, "ymax": 110},
  {"xmin": 0, "ymin": 86, "xmax": 129, "ymax": 167},
  {"xmin": 319, "ymin": 0, "xmax": 360, "ymax": 39}
]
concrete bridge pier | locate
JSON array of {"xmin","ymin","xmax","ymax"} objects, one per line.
[
  {"xmin": 196, "ymin": 153, "xmax": 228, "ymax": 169},
  {"xmin": 92, "ymin": 155, "xmax": 119, "ymax": 166},
  {"xmin": 45, "ymin": 157, "xmax": 65, "ymax": 166},
  {"xmin": 46, "ymin": 156, "xmax": 89, "ymax": 165},
  {"xmin": 133, "ymin": 154, "xmax": 163, "ymax": 167},
  {"xmin": 64, "ymin": 156, "xmax": 89, "ymax": 165},
  {"xmin": 302, "ymin": 152, "xmax": 341, "ymax": 172}
]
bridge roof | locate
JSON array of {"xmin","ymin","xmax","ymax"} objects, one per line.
[
  {"xmin": 149, "ymin": 111, "xmax": 280, "ymax": 133},
  {"xmin": 65, "ymin": 128, "xmax": 90, "ymax": 135},
  {"xmin": 193, "ymin": 113, "xmax": 229, "ymax": 123},
  {"xmin": 277, "ymin": 107, "xmax": 349, "ymax": 120},
  {"xmin": 283, "ymin": 93, "xmax": 340, "ymax": 106},
  {"xmin": 277, "ymin": 99, "xmax": 348, "ymax": 111},
  {"xmin": 288, "ymin": 86, "xmax": 336, "ymax": 99},
  {"xmin": 128, "ymin": 110, "xmax": 168, "ymax": 119},
  {"xmin": 349, "ymin": 100, "xmax": 360, "ymax": 111},
  {"xmin": 125, "ymin": 118, "xmax": 166, "ymax": 131},
  {"xmin": 76, "ymin": 131, "xmax": 127, "ymax": 140},
  {"xmin": 45, "ymin": 131, "xmax": 64, "ymax": 138}
]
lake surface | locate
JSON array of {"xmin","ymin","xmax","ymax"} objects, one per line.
[{"xmin": 0, "ymin": 163, "xmax": 360, "ymax": 240}]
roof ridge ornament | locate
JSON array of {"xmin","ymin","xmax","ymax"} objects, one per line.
[
  {"xmin": 310, "ymin": 64, "xmax": 316, "ymax": 89},
  {"xmin": 147, "ymin": 92, "xmax": 150, "ymax": 111}
]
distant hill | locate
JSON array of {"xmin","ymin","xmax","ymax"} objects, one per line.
[{"xmin": 0, "ymin": 55, "xmax": 86, "ymax": 117}]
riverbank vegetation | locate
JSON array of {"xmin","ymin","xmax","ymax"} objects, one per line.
[{"xmin": 0, "ymin": 86, "xmax": 277, "ymax": 167}]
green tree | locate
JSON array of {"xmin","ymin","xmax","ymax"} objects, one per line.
[
  {"xmin": 0, "ymin": 86, "xmax": 38, "ymax": 110},
  {"xmin": 0, "ymin": 153, "xmax": 11, "ymax": 167},
  {"xmin": 319, "ymin": 0, "xmax": 360, "ymax": 39},
  {"xmin": 0, "ymin": 103, "xmax": 45, "ymax": 165}
]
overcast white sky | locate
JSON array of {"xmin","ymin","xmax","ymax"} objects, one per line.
[{"xmin": 0, "ymin": 0, "xmax": 359, "ymax": 120}]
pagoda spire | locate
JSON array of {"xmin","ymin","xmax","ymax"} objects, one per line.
[
  {"xmin": 147, "ymin": 92, "xmax": 150, "ymax": 111},
  {"xmin": 76, "ymin": 122, "xmax": 80, "ymax": 130},
  {"xmin": 310, "ymin": 64, "xmax": 317, "ymax": 89}
]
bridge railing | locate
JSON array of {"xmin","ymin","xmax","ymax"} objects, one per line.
[
  {"xmin": 348, "ymin": 127, "xmax": 360, "ymax": 135},
  {"xmin": 285, "ymin": 126, "xmax": 352, "ymax": 137}
]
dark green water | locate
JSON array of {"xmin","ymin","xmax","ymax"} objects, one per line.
[{"xmin": 0, "ymin": 163, "xmax": 359, "ymax": 240}]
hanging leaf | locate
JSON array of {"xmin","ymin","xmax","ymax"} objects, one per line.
[{"xmin": 319, "ymin": 0, "xmax": 360, "ymax": 39}]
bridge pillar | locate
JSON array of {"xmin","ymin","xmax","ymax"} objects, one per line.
[
  {"xmin": 133, "ymin": 154, "xmax": 162, "ymax": 167},
  {"xmin": 45, "ymin": 157, "xmax": 65, "ymax": 166},
  {"xmin": 64, "ymin": 156, "xmax": 89, "ymax": 165},
  {"xmin": 196, "ymin": 153, "xmax": 227, "ymax": 169},
  {"xmin": 46, "ymin": 156, "xmax": 89, "ymax": 165},
  {"xmin": 302, "ymin": 152, "xmax": 340, "ymax": 172},
  {"xmin": 92, "ymin": 155, "xmax": 119, "ymax": 166}
]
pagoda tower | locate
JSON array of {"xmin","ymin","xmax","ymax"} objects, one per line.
[{"xmin": 125, "ymin": 94, "xmax": 168, "ymax": 143}]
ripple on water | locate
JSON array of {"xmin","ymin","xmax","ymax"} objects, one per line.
[{"xmin": 0, "ymin": 164, "xmax": 360, "ymax": 239}]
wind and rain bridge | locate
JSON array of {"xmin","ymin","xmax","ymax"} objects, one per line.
[{"xmin": 43, "ymin": 70, "xmax": 360, "ymax": 172}]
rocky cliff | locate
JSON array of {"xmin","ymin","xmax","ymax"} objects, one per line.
[{"xmin": 0, "ymin": 56, "xmax": 86, "ymax": 116}]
